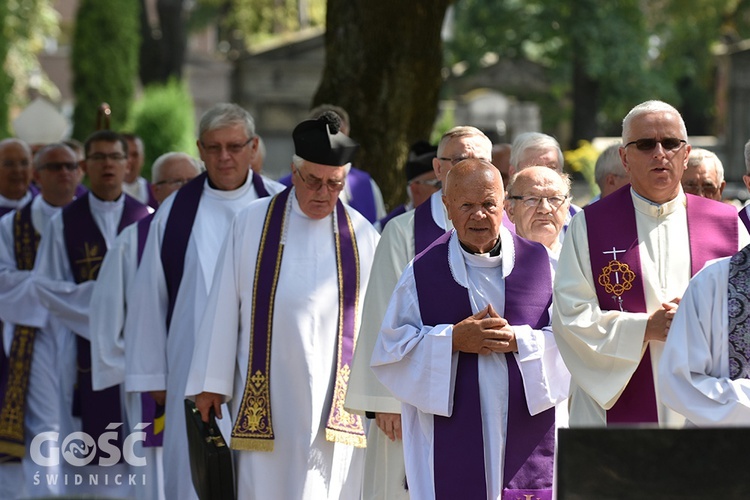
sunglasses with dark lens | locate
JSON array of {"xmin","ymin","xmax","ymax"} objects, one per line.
[
  {"xmin": 41, "ymin": 162, "xmax": 79, "ymax": 172},
  {"xmin": 624, "ymin": 138, "xmax": 687, "ymax": 151}
]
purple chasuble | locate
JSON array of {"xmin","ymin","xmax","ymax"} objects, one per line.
[
  {"xmin": 62, "ymin": 194, "xmax": 149, "ymax": 460},
  {"xmin": 728, "ymin": 245, "xmax": 750, "ymax": 379},
  {"xmin": 584, "ymin": 185, "xmax": 738, "ymax": 424},
  {"xmin": 740, "ymin": 207, "xmax": 750, "ymax": 234},
  {"xmin": 413, "ymin": 198, "xmax": 446, "ymax": 256},
  {"xmin": 0, "ymin": 202, "xmax": 40, "ymax": 461},
  {"xmin": 414, "ymin": 231, "xmax": 555, "ymax": 500}
]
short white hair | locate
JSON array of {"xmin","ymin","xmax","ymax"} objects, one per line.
[
  {"xmin": 509, "ymin": 132, "xmax": 564, "ymax": 170},
  {"xmin": 594, "ymin": 143, "xmax": 626, "ymax": 187},
  {"xmin": 744, "ymin": 138, "xmax": 750, "ymax": 175},
  {"xmin": 151, "ymin": 152, "xmax": 203, "ymax": 183},
  {"xmin": 436, "ymin": 126, "xmax": 492, "ymax": 158},
  {"xmin": 687, "ymin": 148, "xmax": 724, "ymax": 182},
  {"xmin": 622, "ymin": 100, "xmax": 687, "ymax": 143}
]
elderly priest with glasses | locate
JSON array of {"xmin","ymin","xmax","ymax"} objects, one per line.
[
  {"xmin": 187, "ymin": 115, "xmax": 380, "ymax": 498},
  {"xmin": 552, "ymin": 100, "xmax": 750, "ymax": 429}
]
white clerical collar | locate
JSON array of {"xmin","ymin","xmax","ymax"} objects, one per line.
[
  {"xmin": 204, "ymin": 171, "xmax": 254, "ymax": 201},
  {"xmin": 89, "ymin": 191, "xmax": 125, "ymax": 212},
  {"xmin": 448, "ymin": 226, "xmax": 516, "ymax": 288},
  {"xmin": 0, "ymin": 190, "xmax": 32, "ymax": 209},
  {"xmin": 630, "ymin": 187, "xmax": 685, "ymax": 217}
]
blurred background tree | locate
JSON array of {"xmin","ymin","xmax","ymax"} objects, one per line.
[{"xmin": 72, "ymin": 0, "xmax": 140, "ymax": 140}]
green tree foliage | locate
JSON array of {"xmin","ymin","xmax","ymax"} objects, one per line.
[
  {"xmin": 0, "ymin": 0, "xmax": 59, "ymax": 137},
  {"xmin": 0, "ymin": 1, "xmax": 10, "ymax": 137},
  {"xmin": 72, "ymin": 0, "xmax": 140, "ymax": 140},
  {"xmin": 196, "ymin": 0, "xmax": 326, "ymax": 51},
  {"xmin": 448, "ymin": 0, "xmax": 750, "ymax": 141},
  {"xmin": 128, "ymin": 79, "xmax": 197, "ymax": 181}
]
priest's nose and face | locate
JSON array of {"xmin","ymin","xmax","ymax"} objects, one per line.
[
  {"xmin": 291, "ymin": 160, "xmax": 347, "ymax": 219},
  {"xmin": 443, "ymin": 158, "xmax": 505, "ymax": 254}
]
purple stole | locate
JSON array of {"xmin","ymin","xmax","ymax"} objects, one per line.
[
  {"xmin": 161, "ymin": 171, "xmax": 270, "ymax": 329},
  {"xmin": 146, "ymin": 183, "xmax": 159, "ymax": 210},
  {"xmin": 230, "ymin": 187, "xmax": 366, "ymax": 450},
  {"xmin": 133, "ymin": 212, "xmax": 164, "ymax": 448},
  {"xmin": 739, "ymin": 206, "xmax": 750, "ymax": 234},
  {"xmin": 728, "ymin": 245, "xmax": 750, "ymax": 379},
  {"xmin": 415, "ymin": 231, "xmax": 555, "ymax": 500},
  {"xmin": 63, "ymin": 193, "xmax": 149, "ymax": 459},
  {"xmin": 0, "ymin": 202, "xmax": 40, "ymax": 461},
  {"xmin": 585, "ymin": 186, "xmax": 738, "ymax": 424},
  {"xmin": 413, "ymin": 198, "xmax": 446, "ymax": 256}
]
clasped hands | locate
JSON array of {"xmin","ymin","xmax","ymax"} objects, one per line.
[{"xmin": 452, "ymin": 304, "xmax": 517, "ymax": 355}]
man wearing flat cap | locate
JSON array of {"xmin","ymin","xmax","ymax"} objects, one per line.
[{"xmin": 188, "ymin": 116, "xmax": 380, "ymax": 498}]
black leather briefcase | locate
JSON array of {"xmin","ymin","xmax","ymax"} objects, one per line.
[{"xmin": 184, "ymin": 399, "xmax": 235, "ymax": 500}]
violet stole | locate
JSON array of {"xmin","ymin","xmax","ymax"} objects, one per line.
[
  {"xmin": 414, "ymin": 231, "xmax": 554, "ymax": 499},
  {"xmin": 584, "ymin": 187, "xmax": 738, "ymax": 423},
  {"xmin": 63, "ymin": 194, "xmax": 149, "ymax": 460},
  {"xmin": 135, "ymin": 212, "xmax": 164, "ymax": 448},
  {"xmin": 161, "ymin": 171, "xmax": 271, "ymax": 329},
  {"xmin": 344, "ymin": 167, "xmax": 377, "ymax": 222},
  {"xmin": 413, "ymin": 198, "xmax": 445, "ymax": 256},
  {"xmin": 740, "ymin": 207, "xmax": 750, "ymax": 234},
  {"xmin": 231, "ymin": 188, "xmax": 365, "ymax": 450},
  {"xmin": 0, "ymin": 202, "xmax": 40, "ymax": 461}
]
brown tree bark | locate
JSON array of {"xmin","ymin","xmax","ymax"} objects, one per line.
[
  {"xmin": 139, "ymin": 0, "xmax": 189, "ymax": 86},
  {"xmin": 313, "ymin": 0, "xmax": 453, "ymax": 210}
]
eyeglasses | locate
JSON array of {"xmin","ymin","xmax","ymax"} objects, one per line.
[
  {"xmin": 295, "ymin": 167, "xmax": 345, "ymax": 192},
  {"xmin": 40, "ymin": 162, "xmax": 79, "ymax": 172},
  {"xmin": 154, "ymin": 178, "xmax": 191, "ymax": 188},
  {"xmin": 200, "ymin": 138, "xmax": 252, "ymax": 156},
  {"xmin": 1, "ymin": 160, "xmax": 30, "ymax": 169},
  {"xmin": 409, "ymin": 179, "xmax": 442, "ymax": 188},
  {"xmin": 508, "ymin": 195, "xmax": 569, "ymax": 209},
  {"xmin": 682, "ymin": 183, "xmax": 719, "ymax": 197},
  {"xmin": 438, "ymin": 156, "xmax": 491, "ymax": 166},
  {"xmin": 87, "ymin": 153, "xmax": 127, "ymax": 162},
  {"xmin": 624, "ymin": 138, "xmax": 686, "ymax": 151}
]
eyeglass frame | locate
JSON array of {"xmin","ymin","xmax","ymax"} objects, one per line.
[
  {"xmin": 86, "ymin": 152, "xmax": 128, "ymax": 162},
  {"xmin": 199, "ymin": 138, "xmax": 253, "ymax": 156},
  {"xmin": 623, "ymin": 138, "xmax": 687, "ymax": 151},
  {"xmin": 507, "ymin": 194, "xmax": 570, "ymax": 209},
  {"xmin": 39, "ymin": 162, "xmax": 79, "ymax": 172},
  {"xmin": 154, "ymin": 178, "xmax": 192, "ymax": 188},
  {"xmin": 437, "ymin": 156, "xmax": 492, "ymax": 166},
  {"xmin": 294, "ymin": 165, "xmax": 346, "ymax": 192}
]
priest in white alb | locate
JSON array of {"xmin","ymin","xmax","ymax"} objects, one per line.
[
  {"xmin": 344, "ymin": 126, "xmax": 492, "ymax": 499},
  {"xmin": 188, "ymin": 116, "xmax": 379, "ymax": 498},
  {"xmin": 658, "ymin": 243, "xmax": 750, "ymax": 426},
  {"xmin": 371, "ymin": 159, "xmax": 569, "ymax": 500},
  {"xmin": 552, "ymin": 100, "xmax": 750, "ymax": 428},
  {"xmin": 124, "ymin": 103, "xmax": 283, "ymax": 500}
]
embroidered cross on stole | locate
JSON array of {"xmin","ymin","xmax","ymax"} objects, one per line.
[
  {"xmin": 584, "ymin": 186, "xmax": 738, "ymax": 423},
  {"xmin": 231, "ymin": 187, "xmax": 366, "ymax": 451}
]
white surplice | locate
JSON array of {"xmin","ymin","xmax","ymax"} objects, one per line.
[
  {"xmin": 658, "ymin": 253, "xmax": 750, "ymax": 426},
  {"xmin": 552, "ymin": 188, "xmax": 750, "ymax": 427},
  {"xmin": 0, "ymin": 190, "xmax": 33, "ymax": 215},
  {"xmin": 122, "ymin": 176, "xmax": 151, "ymax": 205},
  {"xmin": 185, "ymin": 190, "xmax": 379, "ymax": 499},
  {"xmin": 125, "ymin": 172, "xmax": 283, "ymax": 500},
  {"xmin": 371, "ymin": 229, "xmax": 570, "ymax": 500},
  {"xmin": 32, "ymin": 193, "xmax": 136, "ymax": 498},
  {"xmin": 344, "ymin": 191, "xmax": 449, "ymax": 500},
  {"xmin": 0, "ymin": 197, "xmax": 64, "ymax": 499},
  {"xmin": 88, "ymin": 220, "xmax": 165, "ymax": 500}
]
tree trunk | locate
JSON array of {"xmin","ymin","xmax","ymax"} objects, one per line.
[
  {"xmin": 314, "ymin": 0, "xmax": 453, "ymax": 210},
  {"xmin": 139, "ymin": 0, "xmax": 188, "ymax": 86},
  {"xmin": 571, "ymin": 52, "xmax": 599, "ymax": 148}
]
